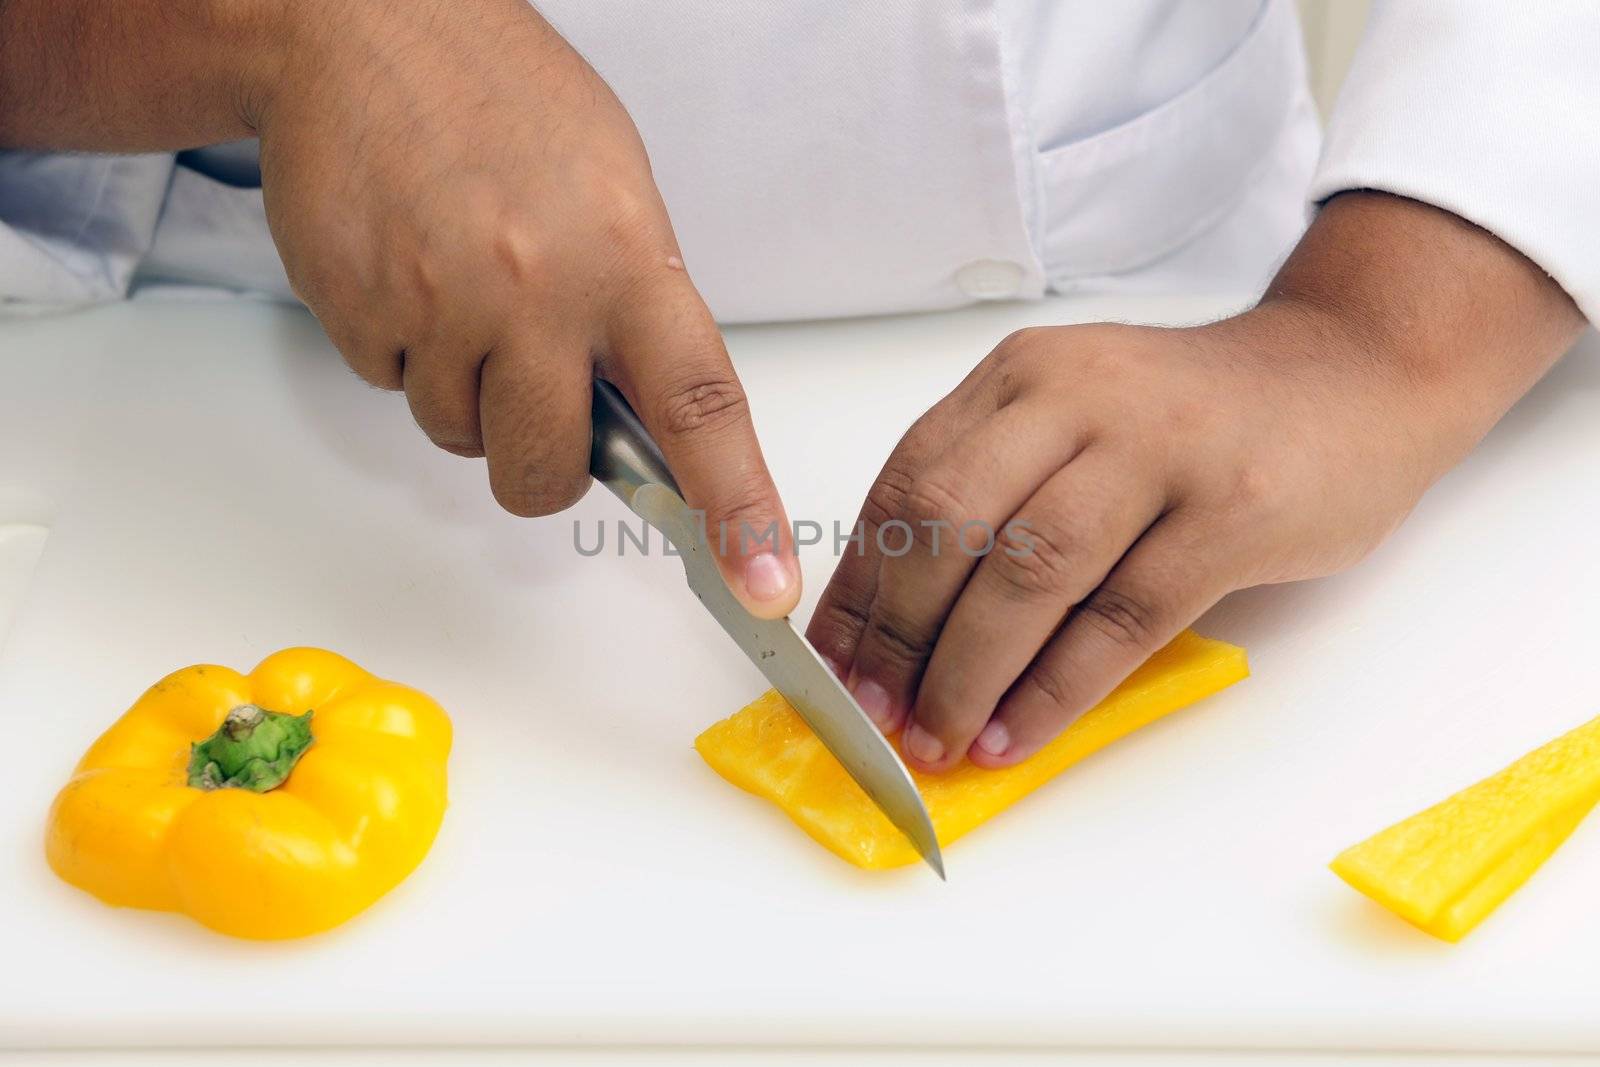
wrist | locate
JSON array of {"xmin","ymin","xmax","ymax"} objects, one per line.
[
  {"xmin": 0, "ymin": 0, "xmax": 296, "ymax": 149},
  {"xmin": 1203, "ymin": 291, "xmax": 1480, "ymax": 492},
  {"xmin": 221, "ymin": 0, "xmax": 302, "ymax": 133},
  {"xmin": 1247, "ymin": 192, "xmax": 1584, "ymax": 469}
]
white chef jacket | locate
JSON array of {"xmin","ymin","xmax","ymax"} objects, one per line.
[{"xmin": 0, "ymin": 0, "xmax": 1595, "ymax": 324}]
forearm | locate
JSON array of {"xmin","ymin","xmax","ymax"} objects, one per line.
[
  {"xmin": 1257, "ymin": 190, "xmax": 1587, "ymax": 474},
  {"xmin": 0, "ymin": 0, "xmax": 285, "ymax": 150}
]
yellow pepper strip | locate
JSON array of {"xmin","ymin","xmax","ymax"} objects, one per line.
[
  {"xmin": 696, "ymin": 630, "xmax": 1248, "ymax": 869},
  {"xmin": 45, "ymin": 648, "xmax": 452, "ymax": 940},
  {"xmin": 1331, "ymin": 713, "xmax": 1600, "ymax": 942}
]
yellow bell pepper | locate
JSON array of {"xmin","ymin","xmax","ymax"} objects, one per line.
[
  {"xmin": 696, "ymin": 630, "xmax": 1248, "ymax": 869},
  {"xmin": 1331, "ymin": 713, "xmax": 1600, "ymax": 942},
  {"xmin": 45, "ymin": 648, "xmax": 452, "ymax": 940}
]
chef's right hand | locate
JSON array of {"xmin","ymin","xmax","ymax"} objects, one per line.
[{"xmin": 253, "ymin": 0, "xmax": 798, "ymax": 615}]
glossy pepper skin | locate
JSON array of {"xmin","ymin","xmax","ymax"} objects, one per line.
[
  {"xmin": 1332, "ymin": 711, "xmax": 1600, "ymax": 942},
  {"xmin": 697, "ymin": 630, "xmax": 1247, "ymax": 869},
  {"xmin": 45, "ymin": 648, "xmax": 452, "ymax": 940}
]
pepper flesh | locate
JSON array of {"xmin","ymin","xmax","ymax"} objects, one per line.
[
  {"xmin": 1331, "ymin": 713, "xmax": 1600, "ymax": 942},
  {"xmin": 45, "ymin": 648, "xmax": 452, "ymax": 939},
  {"xmin": 695, "ymin": 630, "xmax": 1248, "ymax": 869}
]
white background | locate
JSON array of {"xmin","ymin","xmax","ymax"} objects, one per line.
[{"xmin": 3, "ymin": 294, "xmax": 1600, "ymax": 1065}]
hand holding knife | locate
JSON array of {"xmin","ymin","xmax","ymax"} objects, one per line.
[{"xmin": 590, "ymin": 380, "xmax": 945, "ymax": 878}]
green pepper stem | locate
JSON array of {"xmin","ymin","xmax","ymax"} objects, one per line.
[{"xmin": 187, "ymin": 704, "xmax": 314, "ymax": 792}]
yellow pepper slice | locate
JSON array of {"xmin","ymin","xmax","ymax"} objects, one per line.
[
  {"xmin": 45, "ymin": 648, "xmax": 452, "ymax": 940},
  {"xmin": 1331, "ymin": 713, "xmax": 1600, "ymax": 942},
  {"xmin": 696, "ymin": 630, "xmax": 1248, "ymax": 869}
]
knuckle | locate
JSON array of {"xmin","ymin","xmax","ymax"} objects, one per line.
[
  {"xmin": 1076, "ymin": 585, "xmax": 1163, "ymax": 649},
  {"xmin": 807, "ymin": 597, "xmax": 871, "ymax": 666},
  {"xmin": 984, "ymin": 327, "xmax": 1058, "ymax": 403},
  {"xmin": 986, "ymin": 521, "xmax": 1080, "ymax": 601},
  {"xmin": 490, "ymin": 225, "xmax": 556, "ymax": 288},
  {"xmin": 580, "ymin": 176, "xmax": 671, "ymax": 277},
  {"xmin": 1222, "ymin": 458, "xmax": 1282, "ymax": 518},
  {"xmin": 1021, "ymin": 657, "xmax": 1076, "ymax": 711},
  {"xmin": 901, "ymin": 476, "xmax": 969, "ymax": 548},
  {"xmin": 816, "ymin": 593, "xmax": 872, "ymax": 641},
  {"xmin": 862, "ymin": 607, "xmax": 938, "ymax": 671},
  {"xmin": 656, "ymin": 372, "xmax": 751, "ymax": 438},
  {"xmin": 401, "ymin": 251, "xmax": 446, "ymax": 311},
  {"xmin": 407, "ymin": 389, "xmax": 484, "ymax": 456},
  {"xmin": 417, "ymin": 417, "xmax": 485, "ymax": 455},
  {"xmin": 707, "ymin": 481, "xmax": 781, "ymax": 549},
  {"xmin": 859, "ymin": 459, "xmax": 919, "ymax": 532},
  {"xmin": 994, "ymin": 327, "xmax": 1046, "ymax": 360},
  {"xmin": 601, "ymin": 188, "xmax": 665, "ymax": 251}
]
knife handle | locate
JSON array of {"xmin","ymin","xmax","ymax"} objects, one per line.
[{"xmin": 590, "ymin": 379, "xmax": 681, "ymax": 508}]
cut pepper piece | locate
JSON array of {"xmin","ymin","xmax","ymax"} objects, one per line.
[
  {"xmin": 1331, "ymin": 713, "xmax": 1600, "ymax": 942},
  {"xmin": 695, "ymin": 630, "xmax": 1248, "ymax": 869}
]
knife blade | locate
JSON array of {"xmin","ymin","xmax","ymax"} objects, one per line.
[{"xmin": 590, "ymin": 380, "xmax": 944, "ymax": 878}]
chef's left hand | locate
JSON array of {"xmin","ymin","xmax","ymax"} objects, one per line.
[
  {"xmin": 808, "ymin": 306, "xmax": 1424, "ymax": 772},
  {"xmin": 808, "ymin": 191, "xmax": 1587, "ymax": 773}
]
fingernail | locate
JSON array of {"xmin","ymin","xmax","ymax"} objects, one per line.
[
  {"xmin": 904, "ymin": 723, "xmax": 944, "ymax": 765},
  {"xmin": 975, "ymin": 720, "xmax": 1010, "ymax": 758},
  {"xmin": 743, "ymin": 552, "xmax": 794, "ymax": 602},
  {"xmin": 851, "ymin": 678, "xmax": 895, "ymax": 730}
]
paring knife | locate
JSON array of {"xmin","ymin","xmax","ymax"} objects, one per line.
[{"xmin": 590, "ymin": 380, "xmax": 944, "ymax": 878}]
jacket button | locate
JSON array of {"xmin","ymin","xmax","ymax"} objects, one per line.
[{"xmin": 955, "ymin": 259, "xmax": 1024, "ymax": 300}]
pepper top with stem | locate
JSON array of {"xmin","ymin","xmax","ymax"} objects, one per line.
[{"xmin": 187, "ymin": 704, "xmax": 313, "ymax": 792}]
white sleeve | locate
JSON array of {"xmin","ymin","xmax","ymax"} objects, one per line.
[
  {"xmin": 1309, "ymin": 1, "xmax": 1600, "ymax": 323},
  {"xmin": 0, "ymin": 151, "xmax": 173, "ymax": 304}
]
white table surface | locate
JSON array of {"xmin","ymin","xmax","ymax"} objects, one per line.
[{"xmin": 2, "ymin": 293, "xmax": 1599, "ymax": 1061}]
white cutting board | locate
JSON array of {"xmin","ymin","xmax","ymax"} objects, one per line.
[{"xmin": 3, "ymin": 295, "xmax": 1600, "ymax": 1054}]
